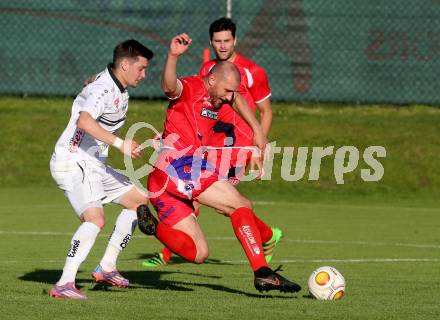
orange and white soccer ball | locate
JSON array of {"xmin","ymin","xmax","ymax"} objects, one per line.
[{"xmin": 308, "ymin": 266, "xmax": 345, "ymax": 300}]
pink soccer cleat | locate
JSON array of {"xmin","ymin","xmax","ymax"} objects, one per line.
[
  {"xmin": 92, "ymin": 264, "xmax": 129, "ymax": 288},
  {"xmin": 49, "ymin": 282, "xmax": 87, "ymax": 300}
]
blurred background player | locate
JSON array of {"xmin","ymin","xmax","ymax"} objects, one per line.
[
  {"xmin": 137, "ymin": 33, "xmax": 301, "ymax": 294},
  {"xmin": 143, "ymin": 17, "xmax": 280, "ymax": 268},
  {"xmin": 49, "ymin": 40, "xmax": 153, "ymax": 299}
]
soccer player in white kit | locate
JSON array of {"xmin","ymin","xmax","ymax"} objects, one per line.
[{"xmin": 49, "ymin": 39, "xmax": 153, "ymax": 299}]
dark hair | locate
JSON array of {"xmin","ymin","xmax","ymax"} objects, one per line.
[
  {"xmin": 113, "ymin": 39, "xmax": 153, "ymax": 65},
  {"xmin": 209, "ymin": 17, "xmax": 236, "ymax": 39}
]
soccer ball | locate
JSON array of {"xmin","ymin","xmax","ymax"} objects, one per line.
[{"xmin": 308, "ymin": 266, "xmax": 345, "ymax": 300}]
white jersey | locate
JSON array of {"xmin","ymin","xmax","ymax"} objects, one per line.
[{"xmin": 51, "ymin": 66, "xmax": 129, "ymax": 165}]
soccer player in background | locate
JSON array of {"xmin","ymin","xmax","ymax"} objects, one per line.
[
  {"xmin": 143, "ymin": 17, "xmax": 281, "ymax": 268},
  {"xmin": 49, "ymin": 40, "xmax": 153, "ymax": 299},
  {"xmin": 137, "ymin": 34, "xmax": 301, "ymax": 293}
]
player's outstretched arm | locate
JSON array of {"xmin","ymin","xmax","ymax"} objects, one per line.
[
  {"xmin": 161, "ymin": 33, "xmax": 192, "ymax": 98},
  {"xmin": 76, "ymin": 111, "xmax": 141, "ymax": 159},
  {"xmin": 232, "ymin": 93, "xmax": 267, "ymax": 151},
  {"xmin": 250, "ymin": 66, "xmax": 273, "ymax": 139},
  {"xmin": 232, "ymin": 93, "xmax": 267, "ymax": 178},
  {"xmin": 256, "ymin": 98, "xmax": 273, "ymax": 139},
  {"xmin": 250, "ymin": 98, "xmax": 272, "ymax": 173}
]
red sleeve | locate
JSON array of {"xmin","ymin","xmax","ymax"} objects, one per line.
[
  {"xmin": 168, "ymin": 78, "xmax": 189, "ymax": 107},
  {"xmin": 248, "ymin": 66, "xmax": 271, "ymax": 103},
  {"xmin": 199, "ymin": 61, "xmax": 215, "ymax": 77},
  {"xmin": 198, "ymin": 64, "xmax": 206, "ymax": 76}
]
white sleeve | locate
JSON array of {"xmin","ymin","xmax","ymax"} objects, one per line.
[{"xmin": 79, "ymin": 85, "xmax": 111, "ymax": 119}]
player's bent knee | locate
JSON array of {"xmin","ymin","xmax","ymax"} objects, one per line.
[
  {"xmin": 230, "ymin": 196, "xmax": 252, "ymax": 211},
  {"xmin": 91, "ymin": 217, "xmax": 105, "ymax": 229},
  {"xmin": 240, "ymin": 197, "xmax": 252, "ymax": 209},
  {"xmin": 217, "ymin": 196, "xmax": 253, "ymax": 216},
  {"xmin": 127, "ymin": 200, "xmax": 148, "ymax": 212},
  {"xmin": 194, "ymin": 248, "xmax": 209, "ymax": 264},
  {"xmin": 80, "ymin": 204, "xmax": 105, "ymax": 228},
  {"xmin": 119, "ymin": 186, "xmax": 149, "ymax": 211},
  {"xmin": 90, "ymin": 217, "xmax": 105, "ymax": 229},
  {"xmin": 81, "ymin": 213, "xmax": 105, "ymax": 229}
]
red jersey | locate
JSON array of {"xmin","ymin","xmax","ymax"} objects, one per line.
[
  {"xmin": 162, "ymin": 75, "xmax": 219, "ymax": 153},
  {"xmin": 198, "ymin": 53, "xmax": 271, "ymax": 148},
  {"xmin": 149, "ymin": 75, "xmax": 222, "ymax": 222}
]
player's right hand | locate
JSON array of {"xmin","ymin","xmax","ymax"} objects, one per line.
[
  {"xmin": 120, "ymin": 139, "xmax": 142, "ymax": 159},
  {"xmin": 253, "ymin": 130, "xmax": 268, "ymax": 161},
  {"xmin": 152, "ymin": 131, "xmax": 163, "ymax": 151},
  {"xmin": 249, "ymin": 155, "xmax": 264, "ymax": 180},
  {"xmin": 169, "ymin": 33, "xmax": 192, "ymax": 57}
]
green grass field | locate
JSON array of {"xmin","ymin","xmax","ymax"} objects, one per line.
[
  {"xmin": 1, "ymin": 187, "xmax": 439, "ymax": 319},
  {"xmin": 0, "ymin": 97, "xmax": 439, "ymax": 319}
]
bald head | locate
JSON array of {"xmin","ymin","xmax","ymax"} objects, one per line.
[
  {"xmin": 209, "ymin": 61, "xmax": 241, "ymax": 83},
  {"xmin": 204, "ymin": 60, "xmax": 241, "ymax": 108}
]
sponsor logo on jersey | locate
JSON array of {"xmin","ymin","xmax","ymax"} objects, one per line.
[
  {"xmin": 113, "ymin": 97, "xmax": 120, "ymax": 110},
  {"xmin": 183, "ymin": 165, "xmax": 192, "ymax": 174},
  {"xmin": 69, "ymin": 128, "xmax": 85, "ymax": 153},
  {"xmin": 184, "ymin": 182, "xmax": 195, "ymax": 191},
  {"xmin": 200, "ymin": 107, "xmax": 218, "ymax": 120}
]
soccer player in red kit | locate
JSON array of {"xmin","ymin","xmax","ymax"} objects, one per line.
[
  {"xmin": 137, "ymin": 33, "xmax": 301, "ymax": 293},
  {"xmin": 143, "ymin": 18, "xmax": 282, "ymax": 268}
]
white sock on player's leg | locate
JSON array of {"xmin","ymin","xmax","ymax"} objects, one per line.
[
  {"xmin": 99, "ymin": 209, "xmax": 137, "ymax": 272},
  {"xmin": 57, "ymin": 222, "xmax": 100, "ymax": 286}
]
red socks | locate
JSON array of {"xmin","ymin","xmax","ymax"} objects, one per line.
[
  {"xmin": 154, "ymin": 207, "xmax": 270, "ymax": 270},
  {"xmin": 157, "ymin": 208, "xmax": 201, "ymax": 262},
  {"xmin": 252, "ymin": 212, "xmax": 273, "ymax": 243},
  {"xmin": 155, "ymin": 222, "xmax": 197, "ymax": 262},
  {"xmin": 230, "ymin": 207, "xmax": 268, "ymax": 271},
  {"xmin": 159, "ymin": 247, "xmax": 173, "ymax": 263}
]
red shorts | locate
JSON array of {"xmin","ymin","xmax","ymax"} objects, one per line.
[{"xmin": 147, "ymin": 155, "xmax": 219, "ymax": 226}]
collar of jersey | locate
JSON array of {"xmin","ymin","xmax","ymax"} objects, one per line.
[{"xmin": 107, "ymin": 64, "xmax": 127, "ymax": 93}]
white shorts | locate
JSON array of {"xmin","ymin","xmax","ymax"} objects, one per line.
[{"xmin": 50, "ymin": 159, "xmax": 134, "ymax": 216}]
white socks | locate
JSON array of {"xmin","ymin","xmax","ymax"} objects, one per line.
[
  {"xmin": 99, "ymin": 209, "xmax": 137, "ymax": 272},
  {"xmin": 57, "ymin": 222, "xmax": 100, "ymax": 286},
  {"xmin": 56, "ymin": 210, "xmax": 137, "ymax": 286}
]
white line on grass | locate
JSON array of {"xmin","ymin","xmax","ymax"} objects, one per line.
[{"xmin": 1, "ymin": 230, "xmax": 439, "ymax": 249}]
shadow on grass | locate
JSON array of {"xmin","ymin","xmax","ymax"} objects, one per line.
[
  {"xmin": 137, "ymin": 253, "xmax": 235, "ymax": 266},
  {"xmin": 19, "ymin": 269, "xmax": 297, "ymax": 298}
]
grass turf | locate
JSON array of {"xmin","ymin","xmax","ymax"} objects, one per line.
[
  {"xmin": 0, "ymin": 187, "xmax": 439, "ymax": 320},
  {"xmin": 0, "ymin": 97, "xmax": 439, "ymax": 203},
  {"xmin": 0, "ymin": 97, "xmax": 439, "ymax": 319}
]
